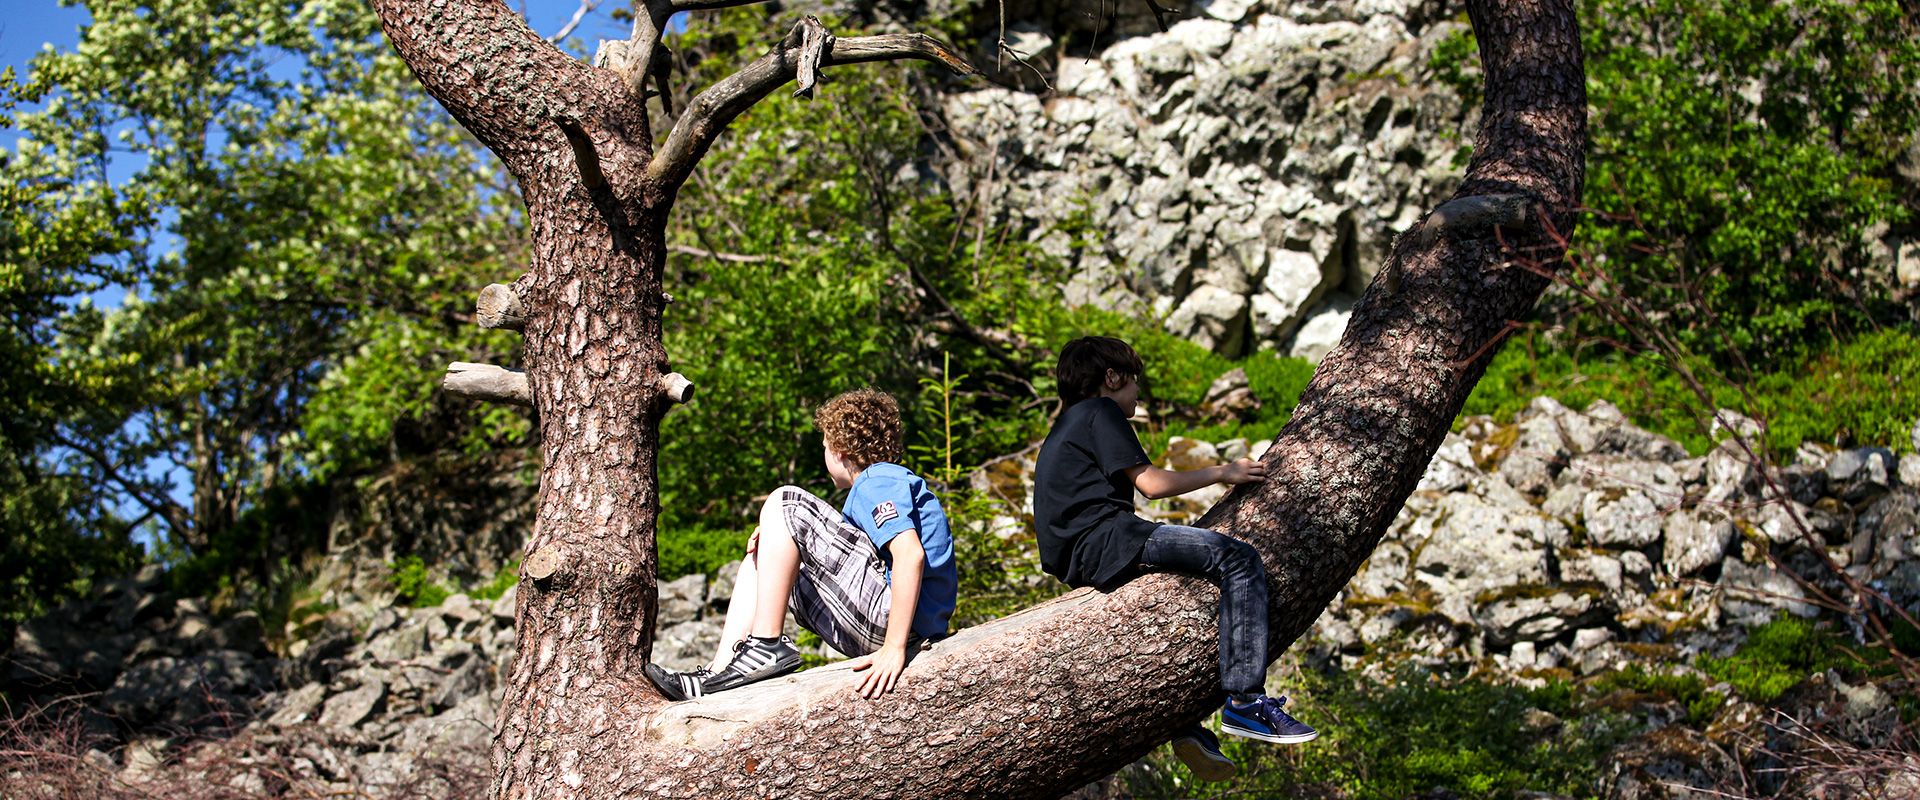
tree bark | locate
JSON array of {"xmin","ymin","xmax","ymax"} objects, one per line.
[{"xmin": 373, "ymin": 0, "xmax": 1584, "ymax": 795}]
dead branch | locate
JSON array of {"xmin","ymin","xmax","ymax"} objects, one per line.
[
  {"xmin": 658, "ymin": 372, "xmax": 695, "ymax": 404},
  {"xmin": 647, "ymin": 20, "xmax": 980, "ymax": 193},
  {"xmin": 476, "ymin": 283, "xmax": 528, "ymax": 331},
  {"xmin": 443, "ymin": 362, "xmax": 534, "ymax": 407},
  {"xmin": 667, "ymin": 243, "xmax": 780, "ymax": 263},
  {"xmin": 548, "ymin": 0, "xmax": 600, "ymax": 42},
  {"xmin": 792, "ymin": 17, "xmax": 833, "ymax": 99}
]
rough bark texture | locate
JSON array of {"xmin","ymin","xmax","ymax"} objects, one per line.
[{"xmin": 372, "ymin": 0, "xmax": 1584, "ymax": 795}]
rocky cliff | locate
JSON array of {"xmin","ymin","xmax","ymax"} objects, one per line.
[{"xmin": 934, "ymin": 0, "xmax": 1476, "ymax": 359}]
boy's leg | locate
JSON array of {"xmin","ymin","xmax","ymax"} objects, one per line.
[
  {"xmin": 708, "ymin": 551, "xmax": 762, "ymax": 672},
  {"xmin": 749, "ymin": 492, "xmax": 802, "ymax": 639},
  {"xmin": 771, "ymin": 487, "xmax": 891, "ymax": 658},
  {"xmin": 701, "ymin": 486, "xmax": 888, "ymax": 694},
  {"xmin": 1138, "ymin": 525, "xmax": 1269, "ymax": 697},
  {"xmin": 1142, "ymin": 525, "xmax": 1317, "ymax": 744}
]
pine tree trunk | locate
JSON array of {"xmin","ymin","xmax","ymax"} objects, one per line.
[{"xmin": 371, "ymin": 0, "xmax": 1585, "ymax": 795}]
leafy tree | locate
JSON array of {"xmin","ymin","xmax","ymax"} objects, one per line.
[
  {"xmin": 2, "ymin": 0, "xmax": 521, "ymax": 603},
  {"xmin": 1435, "ymin": 0, "xmax": 1920, "ymax": 364}
]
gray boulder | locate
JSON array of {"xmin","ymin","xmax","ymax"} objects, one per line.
[
  {"xmin": 1718, "ymin": 559, "xmax": 1818, "ymax": 626},
  {"xmin": 1601, "ymin": 726, "xmax": 1740, "ymax": 800},
  {"xmin": 1476, "ymin": 589, "xmax": 1605, "ymax": 646},
  {"xmin": 266, "ymin": 683, "xmax": 328, "ymax": 728},
  {"xmin": 1407, "ymin": 494, "xmax": 1557, "ymax": 604},
  {"xmin": 1829, "ymin": 447, "xmax": 1897, "ymax": 503},
  {"xmin": 320, "ymin": 677, "xmax": 387, "ymax": 729},
  {"xmin": 103, "ymin": 650, "xmax": 269, "ymax": 729},
  {"xmin": 1662, "ymin": 509, "xmax": 1737, "ymax": 577},
  {"xmin": 365, "ymin": 619, "xmax": 428, "ymax": 663},
  {"xmin": 1584, "ymin": 487, "xmax": 1665, "ymax": 548},
  {"xmin": 658, "ymin": 572, "xmax": 707, "ymax": 626},
  {"xmin": 708, "ymin": 560, "xmax": 742, "ymax": 611}
]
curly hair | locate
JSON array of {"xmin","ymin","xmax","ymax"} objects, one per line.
[{"xmin": 814, "ymin": 388, "xmax": 905, "ymax": 468}]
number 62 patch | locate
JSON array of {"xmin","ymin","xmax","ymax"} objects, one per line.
[{"xmin": 872, "ymin": 501, "xmax": 899, "ymax": 527}]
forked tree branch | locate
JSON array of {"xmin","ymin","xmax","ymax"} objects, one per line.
[
  {"xmin": 596, "ymin": 0, "xmax": 780, "ymax": 106},
  {"xmin": 595, "ymin": 0, "xmax": 675, "ymax": 100},
  {"xmin": 647, "ymin": 17, "xmax": 980, "ymax": 193}
]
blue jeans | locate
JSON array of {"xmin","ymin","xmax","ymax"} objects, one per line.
[{"xmin": 1139, "ymin": 524, "xmax": 1269, "ymax": 697}]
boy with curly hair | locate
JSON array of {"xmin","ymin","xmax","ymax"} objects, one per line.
[
  {"xmin": 645, "ymin": 388, "xmax": 956, "ymax": 700},
  {"xmin": 1033, "ymin": 336, "xmax": 1317, "ymax": 781}
]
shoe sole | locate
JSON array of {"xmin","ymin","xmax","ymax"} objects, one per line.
[
  {"xmin": 1220, "ymin": 722, "xmax": 1319, "ymax": 744},
  {"xmin": 1171, "ymin": 737, "xmax": 1238, "ymax": 781},
  {"xmin": 704, "ymin": 653, "xmax": 803, "ymax": 693}
]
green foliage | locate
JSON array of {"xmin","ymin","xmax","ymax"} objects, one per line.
[
  {"xmin": 656, "ymin": 9, "xmax": 1016, "ymax": 525},
  {"xmin": 3, "ymin": 0, "xmax": 521, "ymax": 605},
  {"xmin": 388, "ymin": 555, "xmax": 452, "ymax": 608},
  {"xmin": 1589, "ymin": 664, "xmax": 1725, "ymax": 724},
  {"xmin": 1441, "ymin": 0, "xmax": 1920, "ymax": 365},
  {"xmin": 1120, "ymin": 667, "xmax": 1632, "ymax": 799},
  {"xmin": 1695, "ymin": 615, "xmax": 1887, "ymax": 702},
  {"xmin": 943, "ymin": 487, "xmax": 1057, "ymax": 626},
  {"xmin": 1426, "ymin": 22, "xmax": 1482, "ymax": 111},
  {"xmin": 658, "ymin": 525, "xmax": 745, "ymax": 582},
  {"xmin": 468, "ymin": 558, "xmax": 520, "ymax": 602},
  {"xmin": 1464, "ymin": 327, "xmax": 1920, "ymax": 457}
]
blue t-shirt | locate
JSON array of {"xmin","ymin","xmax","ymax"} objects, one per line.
[{"xmin": 842, "ymin": 462, "xmax": 956, "ymax": 641}]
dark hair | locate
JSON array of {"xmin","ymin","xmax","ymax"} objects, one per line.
[{"xmin": 1055, "ymin": 336, "xmax": 1144, "ymax": 404}]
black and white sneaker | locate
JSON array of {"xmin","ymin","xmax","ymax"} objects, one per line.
[
  {"xmin": 701, "ymin": 635, "xmax": 803, "ymax": 694},
  {"xmin": 644, "ymin": 663, "xmax": 712, "ymax": 701}
]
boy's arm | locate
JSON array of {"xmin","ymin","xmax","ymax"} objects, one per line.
[
  {"xmin": 850, "ymin": 530, "xmax": 925, "ymax": 699},
  {"xmin": 1125, "ymin": 457, "xmax": 1266, "ymax": 500}
]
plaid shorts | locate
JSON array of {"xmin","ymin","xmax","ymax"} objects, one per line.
[{"xmin": 771, "ymin": 486, "xmax": 892, "ymax": 657}]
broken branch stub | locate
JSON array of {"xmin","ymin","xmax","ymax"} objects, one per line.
[
  {"xmin": 443, "ymin": 362, "xmax": 534, "ymax": 407},
  {"xmin": 658, "ymin": 372, "xmax": 694, "ymax": 404},
  {"xmin": 792, "ymin": 17, "xmax": 833, "ymax": 99},
  {"xmin": 518, "ymin": 541, "xmax": 560, "ymax": 579},
  {"xmin": 1414, "ymin": 193, "xmax": 1539, "ymax": 250},
  {"xmin": 476, "ymin": 283, "xmax": 527, "ymax": 331}
]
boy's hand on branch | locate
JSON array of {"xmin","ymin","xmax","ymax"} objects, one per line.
[
  {"xmin": 1221, "ymin": 458, "xmax": 1267, "ymax": 486},
  {"xmin": 849, "ymin": 644, "xmax": 909, "ymax": 698}
]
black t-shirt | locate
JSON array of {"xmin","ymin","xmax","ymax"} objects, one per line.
[{"xmin": 1032, "ymin": 397, "xmax": 1160, "ymax": 588}]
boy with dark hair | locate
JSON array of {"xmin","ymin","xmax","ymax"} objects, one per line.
[
  {"xmin": 1033, "ymin": 336, "xmax": 1317, "ymax": 781},
  {"xmin": 645, "ymin": 388, "xmax": 957, "ymax": 700}
]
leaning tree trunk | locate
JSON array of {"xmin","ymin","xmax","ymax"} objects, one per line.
[{"xmin": 371, "ymin": 0, "xmax": 1583, "ymax": 795}]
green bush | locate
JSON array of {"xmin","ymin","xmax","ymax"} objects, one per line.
[
  {"xmin": 1119, "ymin": 666, "xmax": 1631, "ymax": 799},
  {"xmin": 1694, "ymin": 615, "xmax": 1893, "ymax": 702},
  {"xmin": 658, "ymin": 525, "xmax": 746, "ymax": 582},
  {"xmin": 468, "ymin": 559, "xmax": 520, "ymax": 601},
  {"xmin": 1589, "ymin": 664, "xmax": 1725, "ymax": 724},
  {"xmin": 1438, "ymin": 0, "xmax": 1919, "ymax": 366},
  {"xmin": 1464, "ymin": 327, "xmax": 1920, "ymax": 458},
  {"xmin": 388, "ymin": 555, "xmax": 452, "ymax": 608}
]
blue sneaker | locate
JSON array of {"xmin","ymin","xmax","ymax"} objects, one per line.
[
  {"xmin": 1170, "ymin": 723, "xmax": 1237, "ymax": 781},
  {"xmin": 1221, "ymin": 695, "xmax": 1318, "ymax": 744}
]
